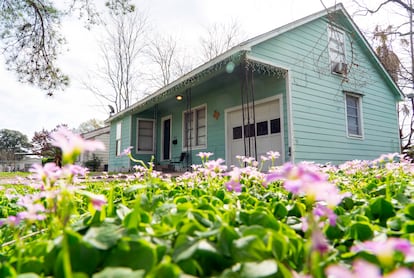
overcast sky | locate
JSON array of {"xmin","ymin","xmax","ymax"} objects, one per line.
[{"xmin": 0, "ymin": 0, "xmax": 393, "ymax": 138}]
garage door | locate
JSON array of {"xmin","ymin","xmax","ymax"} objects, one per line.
[{"xmin": 226, "ymin": 98, "xmax": 282, "ymax": 168}]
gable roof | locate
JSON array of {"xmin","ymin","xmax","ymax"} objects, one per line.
[{"xmin": 106, "ymin": 3, "xmax": 403, "ymax": 123}]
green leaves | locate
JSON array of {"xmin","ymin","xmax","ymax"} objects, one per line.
[
  {"xmin": 104, "ymin": 239, "xmax": 157, "ymax": 273},
  {"xmin": 2, "ymin": 155, "xmax": 414, "ymax": 277},
  {"xmin": 368, "ymin": 197, "xmax": 395, "ymax": 225},
  {"xmin": 93, "ymin": 267, "xmax": 145, "ymax": 278},
  {"xmin": 349, "ymin": 222, "xmax": 374, "ymax": 241},
  {"xmin": 83, "ymin": 224, "xmax": 122, "ymax": 250}
]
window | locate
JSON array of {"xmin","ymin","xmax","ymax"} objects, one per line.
[
  {"xmin": 270, "ymin": 118, "xmax": 281, "ymax": 134},
  {"xmin": 257, "ymin": 121, "xmax": 268, "ymax": 136},
  {"xmin": 244, "ymin": 123, "xmax": 255, "ymax": 138},
  {"xmin": 137, "ymin": 119, "xmax": 155, "ymax": 153},
  {"xmin": 115, "ymin": 122, "xmax": 121, "ymax": 156},
  {"xmin": 345, "ymin": 93, "xmax": 363, "ymax": 137},
  {"xmin": 233, "ymin": 126, "xmax": 242, "ymax": 140},
  {"xmin": 183, "ymin": 105, "xmax": 206, "ymax": 148},
  {"xmin": 328, "ymin": 26, "xmax": 346, "ymax": 73}
]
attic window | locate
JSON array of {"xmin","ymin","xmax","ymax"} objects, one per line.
[{"xmin": 328, "ymin": 26, "xmax": 346, "ymax": 74}]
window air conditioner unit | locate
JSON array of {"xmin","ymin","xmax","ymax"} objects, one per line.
[{"xmin": 333, "ymin": 62, "xmax": 348, "ymax": 74}]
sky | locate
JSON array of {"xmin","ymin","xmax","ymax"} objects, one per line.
[{"xmin": 0, "ymin": 0, "xmax": 393, "ymax": 138}]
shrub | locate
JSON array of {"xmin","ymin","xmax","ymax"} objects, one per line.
[{"xmin": 84, "ymin": 154, "xmax": 102, "ymax": 171}]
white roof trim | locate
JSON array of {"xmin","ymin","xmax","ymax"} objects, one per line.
[
  {"xmin": 106, "ymin": 3, "xmax": 403, "ymax": 123},
  {"xmin": 241, "ymin": 4, "xmax": 345, "ymax": 49},
  {"xmin": 106, "ymin": 44, "xmax": 251, "ymax": 123}
]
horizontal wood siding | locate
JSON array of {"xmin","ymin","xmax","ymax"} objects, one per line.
[
  {"xmin": 129, "ymin": 73, "xmax": 287, "ymax": 166},
  {"xmin": 251, "ymin": 16, "xmax": 400, "ymax": 164},
  {"xmin": 108, "ymin": 116, "xmax": 132, "ymax": 172}
]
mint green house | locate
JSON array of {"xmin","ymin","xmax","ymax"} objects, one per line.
[{"xmin": 106, "ymin": 4, "xmax": 402, "ymax": 172}]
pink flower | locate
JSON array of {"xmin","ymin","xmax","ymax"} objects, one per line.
[
  {"xmin": 225, "ymin": 167, "xmax": 242, "ymax": 192},
  {"xmin": 267, "ymin": 163, "xmax": 347, "ymax": 207},
  {"xmin": 203, "ymin": 158, "xmax": 227, "ymax": 176},
  {"xmin": 197, "ymin": 152, "xmax": 214, "ymax": 160},
  {"xmin": 386, "ymin": 268, "xmax": 414, "ymax": 278},
  {"xmin": 121, "ymin": 146, "xmax": 133, "ymax": 156},
  {"xmin": 16, "ymin": 196, "xmax": 47, "ymax": 222},
  {"xmin": 374, "ymin": 153, "xmax": 400, "ymax": 164},
  {"xmin": 30, "ymin": 163, "xmax": 62, "ymax": 185},
  {"xmin": 266, "ymin": 151, "xmax": 280, "ymax": 160},
  {"xmin": 90, "ymin": 194, "xmax": 107, "ymax": 211},
  {"xmin": 311, "ymin": 228, "xmax": 330, "ymax": 254},
  {"xmin": 0, "ymin": 215, "xmax": 22, "ymax": 227},
  {"xmin": 326, "ymin": 260, "xmax": 381, "ymax": 278},
  {"xmin": 17, "ymin": 207, "xmax": 46, "ymax": 222},
  {"xmin": 62, "ymin": 164, "xmax": 88, "ymax": 177},
  {"xmin": 226, "ymin": 179, "xmax": 242, "ymax": 192},
  {"xmin": 313, "ymin": 204, "xmax": 337, "ymax": 226},
  {"xmin": 351, "ymin": 238, "xmax": 414, "ymax": 264},
  {"xmin": 325, "ymin": 260, "xmax": 414, "ymax": 278},
  {"xmin": 267, "ymin": 163, "xmax": 324, "ymax": 192},
  {"xmin": 50, "ymin": 127, "xmax": 105, "ymax": 164}
]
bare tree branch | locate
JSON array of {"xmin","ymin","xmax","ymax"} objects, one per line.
[
  {"xmin": 199, "ymin": 20, "xmax": 245, "ymax": 62},
  {"xmin": 83, "ymin": 9, "xmax": 147, "ymax": 113}
]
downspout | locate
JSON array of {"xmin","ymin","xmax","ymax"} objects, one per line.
[
  {"xmin": 240, "ymin": 58, "xmax": 248, "ymax": 158},
  {"xmin": 153, "ymin": 104, "xmax": 158, "ymax": 164},
  {"xmin": 244, "ymin": 62, "xmax": 252, "ymax": 157},
  {"xmin": 286, "ymin": 70, "xmax": 295, "ymax": 162},
  {"xmin": 128, "ymin": 115, "xmax": 132, "ymax": 170},
  {"xmin": 186, "ymin": 88, "xmax": 192, "ymax": 170},
  {"xmin": 249, "ymin": 67, "xmax": 258, "ymax": 161}
]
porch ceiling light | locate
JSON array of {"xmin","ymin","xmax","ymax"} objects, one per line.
[{"xmin": 176, "ymin": 95, "xmax": 183, "ymax": 101}]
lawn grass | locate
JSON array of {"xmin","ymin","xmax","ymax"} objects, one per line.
[{"xmin": 0, "ymin": 171, "xmax": 30, "ymax": 179}]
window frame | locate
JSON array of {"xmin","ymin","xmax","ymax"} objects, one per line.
[
  {"xmin": 344, "ymin": 92, "xmax": 364, "ymax": 139},
  {"xmin": 115, "ymin": 122, "xmax": 122, "ymax": 156},
  {"xmin": 328, "ymin": 25, "xmax": 346, "ymax": 74},
  {"xmin": 136, "ymin": 118, "xmax": 155, "ymax": 154},
  {"xmin": 182, "ymin": 104, "xmax": 207, "ymax": 150}
]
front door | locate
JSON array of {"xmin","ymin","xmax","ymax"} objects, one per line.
[{"xmin": 161, "ymin": 117, "xmax": 171, "ymax": 161}]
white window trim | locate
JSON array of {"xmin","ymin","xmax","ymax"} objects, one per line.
[
  {"xmin": 328, "ymin": 25, "xmax": 346, "ymax": 75},
  {"xmin": 115, "ymin": 122, "xmax": 122, "ymax": 156},
  {"xmin": 161, "ymin": 115, "xmax": 172, "ymax": 161},
  {"xmin": 344, "ymin": 92, "xmax": 364, "ymax": 139},
  {"xmin": 182, "ymin": 104, "xmax": 207, "ymax": 150},
  {"xmin": 136, "ymin": 118, "xmax": 155, "ymax": 154}
]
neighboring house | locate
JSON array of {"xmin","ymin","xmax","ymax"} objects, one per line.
[
  {"xmin": 0, "ymin": 155, "xmax": 41, "ymax": 172},
  {"xmin": 106, "ymin": 4, "xmax": 403, "ymax": 172},
  {"xmin": 79, "ymin": 126, "xmax": 110, "ymax": 171}
]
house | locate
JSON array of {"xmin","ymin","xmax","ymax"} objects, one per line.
[
  {"xmin": 106, "ymin": 4, "xmax": 403, "ymax": 172},
  {"xmin": 0, "ymin": 155, "xmax": 41, "ymax": 172},
  {"xmin": 78, "ymin": 126, "xmax": 110, "ymax": 171}
]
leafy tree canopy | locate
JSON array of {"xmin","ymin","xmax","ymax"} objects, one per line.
[
  {"xmin": 0, "ymin": 0, "xmax": 135, "ymax": 95},
  {"xmin": 76, "ymin": 118, "xmax": 105, "ymax": 134},
  {"xmin": 31, "ymin": 125, "xmax": 66, "ymax": 165},
  {"xmin": 0, "ymin": 129, "xmax": 31, "ymax": 161}
]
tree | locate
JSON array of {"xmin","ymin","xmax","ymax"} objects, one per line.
[
  {"xmin": 199, "ymin": 20, "xmax": 245, "ymax": 61},
  {"xmin": 83, "ymin": 9, "xmax": 147, "ymax": 113},
  {"xmin": 145, "ymin": 34, "xmax": 194, "ymax": 89},
  {"xmin": 352, "ymin": 0, "xmax": 414, "ymax": 155},
  {"xmin": 373, "ymin": 25, "xmax": 401, "ymax": 83},
  {"xmin": 76, "ymin": 118, "xmax": 105, "ymax": 134},
  {"xmin": 31, "ymin": 125, "xmax": 66, "ymax": 165},
  {"xmin": 0, "ymin": 129, "xmax": 30, "ymax": 162},
  {"xmin": 0, "ymin": 0, "xmax": 135, "ymax": 95}
]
